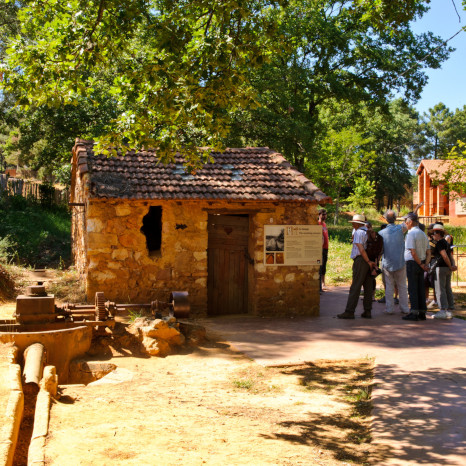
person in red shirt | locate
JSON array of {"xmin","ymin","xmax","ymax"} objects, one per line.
[{"xmin": 319, "ymin": 209, "xmax": 329, "ymax": 292}]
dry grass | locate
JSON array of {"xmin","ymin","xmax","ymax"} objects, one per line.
[
  {"xmin": 0, "ymin": 264, "xmax": 16, "ymax": 302},
  {"xmin": 46, "ymin": 268, "xmax": 86, "ymax": 303},
  {"xmin": 0, "ymin": 265, "xmax": 85, "ymax": 306}
]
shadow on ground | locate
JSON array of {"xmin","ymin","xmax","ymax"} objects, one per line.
[{"xmin": 371, "ymin": 364, "xmax": 466, "ymax": 464}]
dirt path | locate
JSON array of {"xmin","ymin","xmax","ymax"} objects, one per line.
[{"xmin": 43, "ymin": 333, "xmax": 372, "ymax": 466}]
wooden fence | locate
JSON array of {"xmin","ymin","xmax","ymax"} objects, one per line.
[
  {"xmin": 452, "ymin": 245, "xmax": 466, "ymax": 286},
  {"xmin": 0, "ymin": 174, "xmax": 69, "ymax": 206}
]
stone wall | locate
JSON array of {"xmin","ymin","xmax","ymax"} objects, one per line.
[
  {"xmin": 250, "ymin": 206, "xmax": 320, "ymax": 316},
  {"xmin": 79, "ymin": 198, "xmax": 321, "ymax": 317}
]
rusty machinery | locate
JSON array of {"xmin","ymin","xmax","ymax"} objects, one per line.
[{"xmin": 13, "ymin": 283, "xmax": 190, "ymax": 331}]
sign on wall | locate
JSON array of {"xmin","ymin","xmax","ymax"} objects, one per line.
[
  {"xmin": 455, "ymin": 198, "xmax": 466, "ymax": 215},
  {"xmin": 264, "ymin": 225, "xmax": 322, "ymax": 266}
]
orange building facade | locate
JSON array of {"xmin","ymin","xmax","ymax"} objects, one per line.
[{"xmin": 416, "ymin": 160, "xmax": 466, "ymax": 226}]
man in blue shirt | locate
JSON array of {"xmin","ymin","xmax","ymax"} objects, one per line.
[
  {"xmin": 378, "ymin": 210, "xmax": 409, "ymax": 315},
  {"xmin": 337, "ymin": 214, "xmax": 376, "ymax": 319}
]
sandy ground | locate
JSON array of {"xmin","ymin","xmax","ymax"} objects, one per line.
[
  {"xmin": 42, "ymin": 338, "xmax": 372, "ymax": 466},
  {"xmin": 1, "ymin": 288, "xmax": 371, "ymax": 466}
]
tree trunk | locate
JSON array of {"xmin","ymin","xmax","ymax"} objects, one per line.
[
  {"xmin": 294, "ymin": 152, "xmax": 305, "ymax": 173},
  {"xmin": 333, "ymin": 189, "xmax": 342, "ymax": 225}
]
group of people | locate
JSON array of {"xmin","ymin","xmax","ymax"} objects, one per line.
[{"xmin": 324, "ymin": 208, "xmax": 457, "ymax": 321}]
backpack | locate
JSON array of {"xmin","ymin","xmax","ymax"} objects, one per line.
[{"xmin": 365, "ymin": 231, "xmax": 383, "ymax": 262}]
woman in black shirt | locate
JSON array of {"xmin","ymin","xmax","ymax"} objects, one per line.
[{"xmin": 431, "ymin": 224, "xmax": 457, "ymax": 319}]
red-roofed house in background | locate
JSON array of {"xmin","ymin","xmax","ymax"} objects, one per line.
[
  {"xmin": 416, "ymin": 159, "xmax": 466, "ymax": 226},
  {"xmin": 71, "ymin": 140, "xmax": 331, "ymax": 317}
]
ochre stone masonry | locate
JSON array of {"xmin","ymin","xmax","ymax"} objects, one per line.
[
  {"xmin": 75, "ymin": 198, "xmax": 320, "ymax": 317},
  {"xmin": 70, "ymin": 141, "xmax": 329, "ymax": 317}
]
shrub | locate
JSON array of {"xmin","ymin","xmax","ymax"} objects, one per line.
[
  {"xmin": 0, "ymin": 264, "xmax": 16, "ymax": 300},
  {"xmin": 0, "ymin": 195, "xmax": 71, "ymax": 267}
]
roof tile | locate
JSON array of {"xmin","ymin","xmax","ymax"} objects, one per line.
[
  {"xmin": 417, "ymin": 159, "xmax": 453, "ymax": 178},
  {"xmin": 73, "ymin": 140, "xmax": 329, "ymax": 203}
]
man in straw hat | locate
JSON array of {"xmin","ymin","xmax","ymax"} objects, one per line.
[{"xmin": 337, "ymin": 214, "xmax": 376, "ymax": 319}]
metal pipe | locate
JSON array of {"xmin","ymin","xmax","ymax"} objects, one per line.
[
  {"xmin": 23, "ymin": 343, "xmax": 46, "ymax": 386},
  {"xmin": 115, "ymin": 303, "xmax": 152, "ymax": 309}
]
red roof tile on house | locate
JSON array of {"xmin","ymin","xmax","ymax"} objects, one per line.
[
  {"xmin": 416, "ymin": 159, "xmax": 454, "ymax": 179},
  {"xmin": 73, "ymin": 140, "xmax": 329, "ymax": 203}
]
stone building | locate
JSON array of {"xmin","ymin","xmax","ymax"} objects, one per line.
[
  {"xmin": 70, "ymin": 139, "xmax": 330, "ymax": 317},
  {"xmin": 416, "ymin": 159, "xmax": 466, "ymax": 226}
]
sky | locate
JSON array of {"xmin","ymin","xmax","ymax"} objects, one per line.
[{"xmin": 411, "ymin": 0, "xmax": 466, "ymax": 116}]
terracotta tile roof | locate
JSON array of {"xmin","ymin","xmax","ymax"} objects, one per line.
[
  {"xmin": 417, "ymin": 159, "xmax": 453, "ymax": 179},
  {"xmin": 73, "ymin": 140, "xmax": 329, "ymax": 203}
]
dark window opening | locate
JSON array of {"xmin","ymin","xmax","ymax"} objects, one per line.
[{"xmin": 141, "ymin": 206, "xmax": 162, "ymax": 256}]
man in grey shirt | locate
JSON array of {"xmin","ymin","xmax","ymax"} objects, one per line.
[
  {"xmin": 337, "ymin": 214, "xmax": 375, "ymax": 319},
  {"xmin": 378, "ymin": 210, "xmax": 409, "ymax": 315},
  {"xmin": 402, "ymin": 212, "xmax": 430, "ymax": 321}
]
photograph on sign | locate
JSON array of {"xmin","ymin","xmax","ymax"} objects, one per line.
[
  {"xmin": 265, "ymin": 226, "xmax": 285, "ymax": 251},
  {"xmin": 264, "ymin": 225, "xmax": 322, "ymax": 266}
]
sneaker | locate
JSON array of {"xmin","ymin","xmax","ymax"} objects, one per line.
[
  {"xmin": 427, "ymin": 301, "xmax": 438, "ymax": 309},
  {"xmin": 383, "ymin": 310, "xmax": 394, "ymax": 315},
  {"xmin": 337, "ymin": 311, "xmax": 355, "ymax": 319},
  {"xmin": 400, "ymin": 308, "xmax": 409, "ymax": 314},
  {"xmin": 361, "ymin": 311, "xmax": 372, "ymax": 319},
  {"xmin": 377, "ymin": 296, "xmax": 386, "ymax": 304},
  {"xmin": 446, "ymin": 311, "xmax": 453, "ymax": 319},
  {"xmin": 394, "ymin": 298, "xmax": 399, "ymax": 305},
  {"xmin": 433, "ymin": 310, "xmax": 449, "ymax": 320},
  {"xmin": 418, "ymin": 312, "xmax": 427, "ymax": 321},
  {"xmin": 402, "ymin": 312, "xmax": 419, "ymax": 321}
]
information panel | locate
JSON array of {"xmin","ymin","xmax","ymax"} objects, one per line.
[
  {"xmin": 264, "ymin": 225, "xmax": 322, "ymax": 266},
  {"xmin": 455, "ymin": 197, "xmax": 466, "ymax": 215}
]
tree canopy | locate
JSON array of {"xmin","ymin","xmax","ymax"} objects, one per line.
[
  {"xmin": 1, "ymin": 0, "xmax": 281, "ymax": 167},
  {"xmin": 1, "ymin": 1, "xmax": 450, "ymax": 167},
  {"xmin": 227, "ymin": 0, "xmax": 450, "ymax": 171},
  {"xmin": 0, "ymin": 0, "xmax": 461, "ymax": 214}
]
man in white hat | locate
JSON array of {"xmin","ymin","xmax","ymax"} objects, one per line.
[{"xmin": 337, "ymin": 214, "xmax": 376, "ymax": 319}]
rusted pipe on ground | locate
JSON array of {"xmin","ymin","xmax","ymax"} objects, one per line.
[
  {"xmin": 23, "ymin": 343, "xmax": 46, "ymax": 386},
  {"xmin": 115, "ymin": 303, "xmax": 153, "ymax": 309},
  {"xmin": 67, "ymin": 309, "xmax": 96, "ymax": 314},
  {"xmin": 61, "ymin": 303, "xmax": 153, "ymax": 311}
]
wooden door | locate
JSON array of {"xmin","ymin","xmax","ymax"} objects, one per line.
[{"xmin": 208, "ymin": 214, "xmax": 249, "ymax": 316}]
